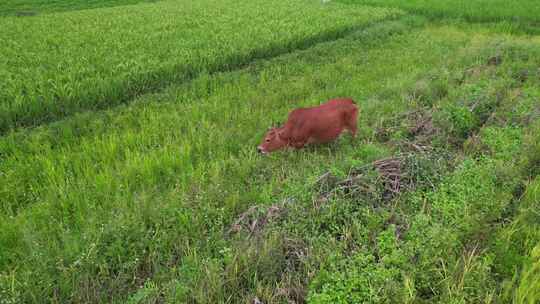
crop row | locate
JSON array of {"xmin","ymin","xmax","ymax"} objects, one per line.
[
  {"xmin": 0, "ymin": 0, "xmax": 158, "ymax": 16},
  {"xmin": 0, "ymin": 0, "xmax": 400, "ymax": 133}
]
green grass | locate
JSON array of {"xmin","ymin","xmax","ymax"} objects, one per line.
[
  {"xmin": 0, "ymin": 0, "xmax": 159, "ymax": 16},
  {"xmin": 338, "ymin": 0, "xmax": 540, "ymax": 24},
  {"xmin": 0, "ymin": 0, "xmax": 399, "ymax": 133},
  {"xmin": 1, "ymin": 19, "xmax": 492, "ymax": 302},
  {"xmin": 2, "ymin": 0, "xmax": 540, "ymax": 303}
]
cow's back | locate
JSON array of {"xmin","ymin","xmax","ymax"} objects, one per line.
[
  {"xmin": 287, "ymin": 98, "xmax": 356, "ymax": 124},
  {"xmin": 281, "ymin": 98, "xmax": 358, "ymax": 144}
]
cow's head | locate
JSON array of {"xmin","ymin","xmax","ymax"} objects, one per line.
[{"xmin": 257, "ymin": 127, "xmax": 287, "ymax": 154}]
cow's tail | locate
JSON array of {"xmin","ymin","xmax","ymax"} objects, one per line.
[
  {"xmin": 345, "ymin": 98, "xmax": 359, "ymax": 117},
  {"xmin": 347, "ymin": 105, "xmax": 358, "ymax": 122}
]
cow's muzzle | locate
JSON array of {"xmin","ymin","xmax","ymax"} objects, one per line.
[{"xmin": 257, "ymin": 146, "xmax": 267, "ymax": 155}]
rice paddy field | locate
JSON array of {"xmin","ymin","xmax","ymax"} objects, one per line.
[{"xmin": 0, "ymin": 0, "xmax": 539, "ymax": 303}]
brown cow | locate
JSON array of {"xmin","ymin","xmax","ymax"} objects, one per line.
[{"xmin": 257, "ymin": 98, "xmax": 358, "ymax": 154}]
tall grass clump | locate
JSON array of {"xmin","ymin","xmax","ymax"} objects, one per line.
[{"xmin": 495, "ymin": 175, "xmax": 540, "ymax": 304}]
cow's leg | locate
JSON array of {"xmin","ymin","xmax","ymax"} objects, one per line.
[
  {"xmin": 291, "ymin": 140, "xmax": 307, "ymax": 149},
  {"xmin": 289, "ymin": 126, "xmax": 310, "ymax": 149},
  {"xmin": 346, "ymin": 108, "xmax": 358, "ymax": 138},
  {"xmin": 348, "ymin": 123, "xmax": 357, "ymax": 138}
]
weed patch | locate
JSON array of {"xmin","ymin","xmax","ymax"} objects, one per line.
[
  {"xmin": 229, "ymin": 200, "xmax": 290, "ymax": 236},
  {"xmin": 306, "ymin": 40, "xmax": 540, "ymax": 303}
]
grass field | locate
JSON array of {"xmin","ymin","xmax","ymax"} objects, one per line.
[
  {"xmin": 1, "ymin": 0, "xmax": 540, "ymax": 303},
  {"xmin": 0, "ymin": 0, "xmax": 398, "ymax": 133},
  {"xmin": 338, "ymin": 0, "xmax": 540, "ymax": 23}
]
